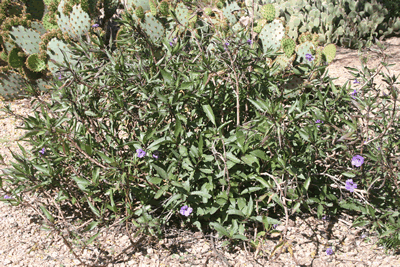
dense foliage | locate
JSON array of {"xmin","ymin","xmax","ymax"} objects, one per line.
[{"xmin": 0, "ymin": 0, "xmax": 399, "ymax": 264}]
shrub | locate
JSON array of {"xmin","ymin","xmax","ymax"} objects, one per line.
[{"xmin": 0, "ymin": 5, "xmax": 400, "ymax": 265}]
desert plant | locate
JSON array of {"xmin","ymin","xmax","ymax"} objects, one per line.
[{"xmin": 0, "ymin": 1, "xmax": 400, "ymax": 265}]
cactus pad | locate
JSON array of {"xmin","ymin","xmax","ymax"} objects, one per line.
[
  {"xmin": 149, "ymin": 0, "xmax": 157, "ymax": 16},
  {"xmin": 136, "ymin": 6, "xmax": 145, "ymax": 19},
  {"xmin": 142, "ymin": 12, "xmax": 165, "ymax": 44},
  {"xmin": 261, "ymin": 4, "xmax": 276, "ymax": 22},
  {"xmin": 281, "ymin": 37, "xmax": 295, "ymax": 57},
  {"xmin": 8, "ymin": 47, "xmax": 25, "ymax": 68},
  {"xmin": 46, "ymin": 38, "xmax": 77, "ymax": 74},
  {"xmin": 0, "ymin": 71, "xmax": 27, "ymax": 100},
  {"xmin": 222, "ymin": 2, "xmax": 241, "ymax": 25},
  {"xmin": 158, "ymin": 1, "xmax": 169, "ymax": 16},
  {"xmin": 322, "ymin": 43, "xmax": 336, "ymax": 64},
  {"xmin": 67, "ymin": 4, "xmax": 92, "ymax": 40},
  {"xmin": 26, "ymin": 53, "xmax": 46, "ymax": 72},
  {"xmin": 295, "ymin": 41, "xmax": 315, "ymax": 65},
  {"xmin": 259, "ymin": 19, "xmax": 285, "ymax": 54},
  {"xmin": 8, "ymin": 26, "xmax": 42, "ymax": 55}
]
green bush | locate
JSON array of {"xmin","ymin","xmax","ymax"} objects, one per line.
[{"xmin": 1, "ymin": 6, "xmax": 400, "ymax": 264}]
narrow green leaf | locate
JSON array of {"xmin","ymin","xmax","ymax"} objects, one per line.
[
  {"xmin": 83, "ymin": 221, "xmax": 100, "ymax": 232},
  {"xmin": 202, "ymin": 104, "xmax": 216, "ymax": 126},
  {"xmin": 160, "ymin": 69, "xmax": 173, "ymax": 84},
  {"xmin": 87, "ymin": 200, "xmax": 101, "ymax": 218},
  {"xmin": 210, "ymin": 222, "xmax": 231, "ymax": 238},
  {"xmin": 147, "ymin": 176, "xmax": 163, "ymax": 185},
  {"xmin": 241, "ymin": 154, "xmax": 258, "ymax": 166},
  {"xmin": 232, "ymin": 234, "xmax": 248, "ymax": 241},
  {"xmin": 32, "ymin": 163, "xmax": 50, "ymax": 175},
  {"xmin": 85, "ymin": 232, "xmax": 100, "ymax": 245},
  {"xmin": 292, "ymin": 202, "xmax": 301, "ymax": 214},
  {"xmin": 342, "ymin": 172, "xmax": 355, "ymax": 178},
  {"xmin": 191, "ymin": 191, "xmax": 212, "ymax": 199},
  {"xmin": 150, "ymin": 163, "xmax": 168, "ymax": 180},
  {"xmin": 303, "ymin": 177, "xmax": 311, "ymax": 191},
  {"xmin": 84, "ymin": 110, "xmax": 97, "ymax": 116},
  {"xmin": 39, "ymin": 205, "xmax": 54, "ymax": 223}
]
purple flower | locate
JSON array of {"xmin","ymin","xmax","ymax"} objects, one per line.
[
  {"xmin": 39, "ymin": 148, "xmax": 46, "ymax": 156},
  {"xmin": 180, "ymin": 205, "xmax": 193, "ymax": 216},
  {"xmin": 326, "ymin": 247, "xmax": 334, "ymax": 255},
  {"xmin": 152, "ymin": 151, "xmax": 160, "ymax": 159},
  {"xmin": 58, "ymin": 73, "xmax": 62, "ymax": 80},
  {"xmin": 322, "ymin": 215, "xmax": 330, "ymax": 221},
  {"xmin": 136, "ymin": 148, "xmax": 146, "ymax": 158},
  {"xmin": 92, "ymin": 24, "xmax": 99, "ymax": 28},
  {"xmin": 315, "ymin": 119, "xmax": 323, "ymax": 127},
  {"xmin": 273, "ymin": 224, "xmax": 278, "ymax": 229},
  {"xmin": 354, "ymin": 79, "xmax": 360, "ymax": 84},
  {"xmin": 361, "ymin": 234, "xmax": 367, "ymax": 239},
  {"xmin": 224, "ymin": 42, "xmax": 229, "ymax": 51},
  {"xmin": 247, "ymin": 39, "xmax": 253, "ymax": 45},
  {"xmin": 305, "ymin": 53, "xmax": 314, "ymax": 61},
  {"xmin": 351, "ymin": 89, "xmax": 357, "ymax": 99},
  {"xmin": 4, "ymin": 195, "xmax": 12, "ymax": 199},
  {"xmin": 345, "ymin": 179, "xmax": 358, "ymax": 192},
  {"xmin": 351, "ymin": 155, "xmax": 364, "ymax": 167},
  {"xmin": 169, "ymin": 42, "xmax": 174, "ymax": 47}
]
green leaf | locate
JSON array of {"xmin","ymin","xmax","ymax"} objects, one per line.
[
  {"xmin": 241, "ymin": 154, "xmax": 258, "ymax": 167},
  {"xmin": 147, "ymin": 136, "xmax": 169, "ymax": 150},
  {"xmin": 298, "ymin": 128, "xmax": 309, "ymax": 141},
  {"xmin": 210, "ymin": 222, "xmax": 231, "ymax": 238},
  {"xmin": 83, "ymin": 221, "xmax": 100, "ymax": 232},
  {"xmin": 226, "ymin": 209, "xmax": 245, "ymax": 216},
  {"xmin": 71, "ymin": 175, "xmax": 91, "ymax": 192},
  {"xmin": 174, "ymin": 117, "xmax": 182, "ymax": 137},
  {"xmin": 97, "ymin": 151, "xmax": 114, "ymax": 164},
  {"xmin": 202, "ymin": 104, "xmax": 216, "ymax": 126},
  {"xmin": 85, "ymin": 232, "xmax": 100, "ymax": 245},
  {"xmin": 292, "ymin": 202, "xmax": 301, "ymax": 214},
  {"xmin": 151, "ymin": 163, "xmax": 168, "ymax": 180},
  {"xmin": 226, "ymin": 152, "xmax": 241, "ymax": 163},
  {"xmin": 198, "ymin": 134, "xmax": 203, "ymax": 156},
  {"xmin": 303, "ymin": 177, "xmax": 311, "ymax": 191},
  {"xmin": 147, "ymin": 176, "xmax": 163, "ymax": 185},
  {"xmin": 342, "ymin": 172, "xmax": 356, "ymax": 178},
  {"xmin": 160, "ymin": 69, "xmax": 173, "ymax": 84},
  {"xmin": 317, "ymin": 204, "xmax": 324, "ymax": 218},
  {"xmin": 191, "ymin": 191, "xmax": 212, "ymax": 199},
  {"xmin": 39, "ymin": 205, "xmax": 54, "ymax": 223},
  {"xmin": 92, "ymin": 167, "xmax": 100, "ymax": 184},
  {"xmin": 84, "ymin": 110, "xmax": 97, "ymax": 116},
  {"xmin": 244, "ymin": 196, "xmax": 253, "ymax": 217},
  {"xmin": 232, "ymin": 234, "xmax": 248, "ymax": 240},
  {"xmin": 253, "ymin": 176, "xmax": 271, "ymax": 188},
  {"xmin": 87, "ymin": 199, "xmax": 101, "ymax": 218},
  {"xmin": 32, "ymin": 163, "xmax": 50, "ymax": 176}
]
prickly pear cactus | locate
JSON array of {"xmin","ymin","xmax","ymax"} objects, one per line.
[
  {"xmin": 26, "ymin": 53, "xmax": 46, "ymax": 72},
  {"xmin": 0, "ymin": 71, "xmax": 28, "ymax": 101},
  {"xmin": 8, "ymin": 26, "xmax": 42, "ymax": 55},
  {"xmin": 261, "ymin": 4, "xmax": 276, "ymax": 22},
  {"xmin": 8, "ymin": 47, "xmax": 26, "ymax": 68},
  {"xmin": 141, "ymin": 11, "xmax": 165, "ymax": 44},
  {"xmin": 57, "ymin": 0, "xmax": 92, "ymax": 41},
  {"xmin": 221, "ymin": 1, "xmax": 242, "ymax": 25},
  {"xmin": 281, "ymin": 37, "xmax": 296, "ymax": 57},
  {"xmin": 259, "ymin": 18, "xmax": 285, "ymax": 54},
  {"xmin": 322, "ymin": 43, "xmax": 336, "ymax": 64},
  {"xmin": 46, "ymin": 37, "xmax": 77, "ymax": 74},
  {"xmin": 295, "ymin": 41, "xmax": 315, "ymax": 65}
]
